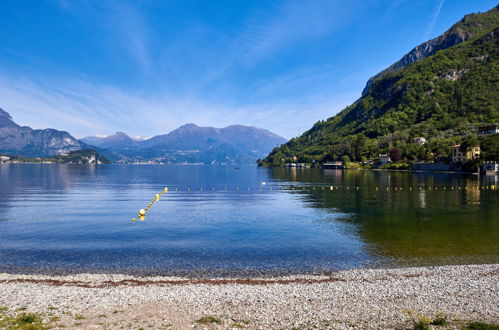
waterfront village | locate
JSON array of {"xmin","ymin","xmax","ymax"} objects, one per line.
[{"xmin": 286, "ymin": 125, "xmax": 499, "ymax": 175}]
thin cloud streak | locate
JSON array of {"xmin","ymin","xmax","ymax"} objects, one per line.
[{"xmin": 421, "ymin": 0, "xmax": 445, "ymax": 42}]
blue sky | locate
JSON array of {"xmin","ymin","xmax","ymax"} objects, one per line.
[{"xmin": 0, "ymin": 0, "xmax": 496, "ymax": 139}]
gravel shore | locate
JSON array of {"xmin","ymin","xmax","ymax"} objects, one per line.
[{"xmin": 0, "ymin": 264, "xmax": 497, "ymax": 329}]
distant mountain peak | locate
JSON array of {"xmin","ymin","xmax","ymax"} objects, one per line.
[
  {"xmin": 112, "ymin": 131, "xmax": 130, "ymax": 137},
  {"xmin": 0, "ymin": 107, "xmax": 12, "ymax": 119},
  {"xmin": 0, "ymin": 108, "xmax": 20, "ymax": 128}
]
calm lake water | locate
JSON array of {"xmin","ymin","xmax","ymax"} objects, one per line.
[{"xmin": 0, "ymin": 164, "xmax": 498, "ymax": 276}]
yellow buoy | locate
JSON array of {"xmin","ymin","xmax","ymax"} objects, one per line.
[
  {"xmin": 139, "ymin": 209, "xmax": 146, "ymax": 216},
  {"xmin": 138, "ymin": 215, "xmax": 145, "ymax": 221},
  {"xmin": 164, "ymin": 187, "xmax": 168, "ymax": 192},
  {"xmin": 131, "ymin": 218, "xmax": 136, "ymax": 222},
  {"xmin": 156, "ymin": 194, "xmax": 160, "ymax": 200}
]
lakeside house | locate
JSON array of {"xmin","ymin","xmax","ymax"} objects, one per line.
[
  {"xmin": 481, "ymin": 161, "xmax": 499, "ymax": 175},
  {"xmin": 0, "ymin": 156, "xmax": 10, "ymax": 163},
  {"xmin": 324, "ymin": 161, "xmax": 344, "ymax": 170},
  {"xmin": 412, "ymin": 137, "xmax": 426, "ymax": 144},
  {"xmin": 451, "ymin": 145, "xmax": 480, "ymax": 163},
  {"xmin": 285, "ymin": 163, "xmax": 308, "ymax": 168},
  {"xmin": 478, "ymin": 125, "xmax": 499, "ymax": 135},
  {"xmin": 379, "ymin": 154, "xmax": 392, "ymax": 165}
]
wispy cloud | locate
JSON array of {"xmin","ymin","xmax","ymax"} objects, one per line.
[
  {"xmin": 165, "ymin": 0, "xmax": 363, "ymax": 95},
  {"xmin": 0, "ymin": 73, "xmax": 357, "ymax": 139},
  {"xmin": 236, "ymin": 0, "xmax": 360, "ymax": 66},
  {"xmin": 421, "ymin": 0, "xmax": 445, "ymax": 42},
  {"xmin": 59, "ymin": 0, "xmax": 153, "ymax": 75}
]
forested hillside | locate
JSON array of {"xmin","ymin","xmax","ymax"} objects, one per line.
[{"xmin": 261, "ymin": 6, "xmax": 498, "ymax": 166}]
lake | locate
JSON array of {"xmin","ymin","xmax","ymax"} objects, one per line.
[{"xmin": 0, "ymin": 164, "xmax": 498, "ymax": 277}]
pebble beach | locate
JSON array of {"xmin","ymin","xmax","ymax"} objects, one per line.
[{"xmin": 0, "ymin": 263, "xmax": 497, "ymax": 329}]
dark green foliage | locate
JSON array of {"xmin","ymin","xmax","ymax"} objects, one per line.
[
  {"xmin": 7, "ymin": 149, "xmax": 110, "ymax": 164},
  {"xmin": 261, "ymin": 6, "xmax": 499, "ymax": 166},
  {"xmin": 196, "ymin": 316, "xmax": 221, "ymax": 324},
  {"xmin": 464, "ymin": 321, "xmax": 499, "ymax": 330},
  {"xmin": 56, "ymin": 149, "xmax": 111, "ymax": 164},
  {"xmin": 413, "ymin": 320, "xmax": 430, "ymax": 330},
  {"xmin": 430, "ymin": 316, "xmax": 448, "ymax": 326},
  {"xmin": 480, "ymin": 134, "xmax": 499, "ymax": 160}
]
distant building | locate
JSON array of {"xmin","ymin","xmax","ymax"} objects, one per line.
[
  {"xmin": 379, "ymin": 154, "xmax": 392, "ymax": 165},
  {"xmin": 0, "ymin": 156, "xmax": 10, "ymax": 163},
  {"xmin": 481, "ymin": 162, "xmax": 499, "ymax": 175},
  {"xmin": 451, "ymin": 145, "xmax": 480, "ymax": 163},
  {"xmin": 324, "ymin": 161, "xmax": 344, "ymax": 170},
  {"xmin": 478, "ymin": 125, "xmax": 499, "ymax": 135},
  {"xmin": 412, "ymin": 137, "xmax": 426, "ymax": 144}
]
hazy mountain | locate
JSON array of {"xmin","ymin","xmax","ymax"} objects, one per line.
[
  {"xmin": 80, "ymin": 135, "xmax": 104, "ymax": 146},
  {"xmin": 362, "ymin": 4, "xmax": 499, "ymax": 95},
  {"xmin": 89, "ymin": 124, "xmax": 287, "ymax": 164},
  {"xmin": 0, "ymin": 108, "xmax": 84, "ymax": 157},
  {"xmin": 81, "ymin": 132, "xmax": 139, "ymax": 149},
  {"xmin": 262, "ymin": 5, "xmax": 499, "ymax": 166}
]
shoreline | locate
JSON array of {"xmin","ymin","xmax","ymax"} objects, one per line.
[{"xmin": 1, "ymin": 264, "xmax": 497, "ymax": 329}]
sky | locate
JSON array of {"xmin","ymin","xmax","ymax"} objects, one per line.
[{"xmin": 0, "ymin": 0, "xmax": 496, "ymax": 139}]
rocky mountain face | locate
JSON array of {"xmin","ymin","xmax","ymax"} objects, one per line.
[
  {"xmin": 362, "ymin": 5, "xmax": 499, "ymax": 95},
  {"xmin": 0, "ymin": 108, "xmax": 84, "ymax": 157},
  {"xmin": 84, "ymin": 124, "xmax": 287, "ymax": 164}
]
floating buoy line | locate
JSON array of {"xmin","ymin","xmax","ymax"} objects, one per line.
[
  {"xmin": 132, "ymin": 184, "xmax": 496, "ymax": 222},
  {"xmin": 132, "ymin": 187, "xmax": 168, "ymax": 222}
]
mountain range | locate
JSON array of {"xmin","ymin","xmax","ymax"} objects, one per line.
[
  {"xmin": 0, "ymin": 107, "xmax": 84, "ymax": 157},
  {"xmin": 82, "ymin": 124, "xmax": 286, "ymax": 164},
  {"xmin": 261, "ymin": 5, "xmax": 499, "ymax": 166},
  {"xmin": 0, "ymin": 108, "xmax": 286, "ymax": 164}
]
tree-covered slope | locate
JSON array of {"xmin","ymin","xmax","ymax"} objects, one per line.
[
  {"xmin": 363, "ymin": 5, "xmax": 499, "ymax": 94},
  {"xmin": 261, "ymin": 7, "xmax": 499, "ymax": 166}
]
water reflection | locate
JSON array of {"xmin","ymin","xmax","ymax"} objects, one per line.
[{"xmin": 270, "ymin": 168, "xmax": 499, "ymax": 266}]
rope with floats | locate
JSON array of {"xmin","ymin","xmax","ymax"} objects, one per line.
[
  {"xmin": 131, "ymin": 184, "xmax": 496, "ymax": 222},
  {"xmin": 132, "ymin": 187, "xmax": 168, "ymax": 222}
]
